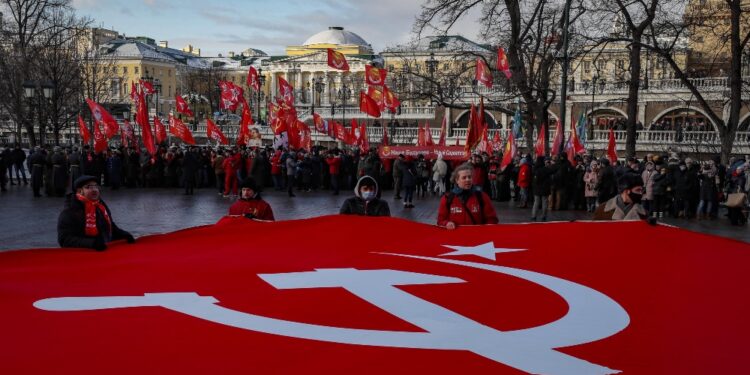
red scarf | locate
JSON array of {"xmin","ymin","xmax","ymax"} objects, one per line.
[{"xmin": 77, "ymin": 194, "xmax": 112, "ymax": 237}]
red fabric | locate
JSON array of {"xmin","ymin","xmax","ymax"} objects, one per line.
[
  {"xmin": 153, "ymin": 116, "xmax": 167, "ymax": 145},
  {"xmin": 437, "ymin": 191, "xmax": 498, "ymax": 227},
  {"xmin": 120, "ymin": 120, "xmax": 134, "ymax": 148},
  {"xmin": 475, "ymin": 58, "xmax": 493, "ymax": 88},
  {"xmin": 228, "ymin": 199, "xmax": 275, "ymax": 220},
  {"xmin": 1, "ymin": 216, "xmax": 749, "ymax": 374},
  {"xmin": 423, "ymin": 121, "xmax": 435, "ymax": 146},
  {"xmin": 359, "ymin": 122, "xmax": 369, "ymax": 153},
  {"xmin": 93, "ymin": 122, "xmax": 107, "ymax": 153},
  {"xmin": 135, "ymin": 92, "xmax": 156, "ymax": 156},
  {"xmin": 325, "ymin": 156, "xmax": 341, "ymax": 174},
  {"xmin": 464, "ymin": 104, "xmax": 479, "ymax": 153},
  {"xmin": 517, "ymin": 163, "xmax": 531, "ymax": 188},
  {"xmin": 496, "ymin": 47, "xmax": 512, "ymax": 79},
  {"xmin": 365, "ymin": 65, "xmax": 387, "ymax": 86},
  {"xmin": 76, "ymin": 193, "xmax": 111, "ymax": 237},
  {"xmin": 175, "ymin": 95, "xmax": 194, "ymax": 117},
  {"xmin": 85, "ymin": 99, "xmax": 119, "ymax": 138},
  {"xmin": 327, "ymin": 48, "xmax": 350, "ymax": 71},
  {"xmin": 313, "ymin": 113, "xmax": 328, "ymax": 134},
  {"xmin": 381, "ymin": 124, "xmax": 390, "ymax": 146},
  {"xmin": 139, "ymin": 80, "xmax": 155, "ymax": 95},
  {"xmin": 77, "ymin": 115, "xmax": 91, "ymax": 145},
  {"xmin": 551, "ymin": 121, "xmax": 564, "ymax": 156},
  {"xmin": 277, "ymin": 77, "xmax": 294, "ymax": 106},
  {"xmin": 270, "ymin": 152, "xmax": 282, "ymax": 175},
  {"xmin": 535, "ymin": 123, "xmax": 546, "ymax": 157},
  {"xmin": 247, "ymin": 66, "xmax": 261, "ymax": 91},
  {"xmin": 382, "ymin": 85, "xmax": 400, "ymax": 113},
  {"xmin": 359, "ymin": 91, "xmax": 381, "ymax": 118},
  {"xmin": 471, "ymin": 165, "xmax": 485, "ymax": 187},
  {"xmin": 438, "ymin": 111, "xmax": 448, "ymax": 146},
  {"xmin": 168, "ymin": 115, "xmax": 196, "ymax": 145},
  {"xmin": 367, "ymin": 86, "xmax": 385, "ymax": 111},
  {"xmin": 218, "ymin": 81, "xmax": 244, "ymax": 111},
  {"xmin": 500, "ymin": 131, "xmax": 516, "ymax": 171},
  {"xmin": 207, "ymin": 119, "xmax": 228, "ymax": 145},
  {"xmin": 608, "ymin": 128, "xmax": 618, "ymax": 163},
  {"xmin": 417, "ymin": 124, "xmax": 425, "ymax": 146},
  {"xmin": 224, "ymin": 173, "xmax": 237, "ymax": 195}
]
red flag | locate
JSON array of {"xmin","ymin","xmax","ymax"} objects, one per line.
[
  {"xmin": 175, "ymin": 95, "xmax": 194, "ymax": 117},
  {"xmin": 219, "ymin": 81, "xmax": 244, "ymax": 111},
  {"xmin": 207, "ymin": 118, "xmax": 229, "ymax": 145},
  {"xmin": 367, "ymin": 86, "xmax": 385, "ymax": 111},
  {"xmin": 438, "ymin": 111, "xmax": 448, "ymax": 146},
  {"xmin": 333, "ymin": 121, "xmax": 348, "ymax": 142},
  {"xmin": 168, "ymin": 115, "xmax": 195, "ymax": 145},
  {"xmin": 277, "ymin": 77, "xmax": 294, "ymax": 106},
  {"xmin": 416, "ymin": 124, "xmax": 425, "ymax": 146},
  {"xmin": 535, "ymin": 123, "xmax": 547, "ymax": 157},
  {"xmin": 382, "ymin": 85, "xmax": 400, "ymax": 113},
  {"xmin": 135, "ymin": 90, "xmax": 156, "ymax": 156},
  {"xmin": 271, "ymin": 118, "xmax": 287, "ymax": 136},
  {"xmin": 77, "ymin": 115, "xmax": 91, "ymax": 144},
  {"xmin": 475, "ymin": 127, "xmax": 490, "ymax": 154},
  {"xmin": 350, "ymin": 118, "xmax": 360, "ymax": 145},
  {"xmin": 359, "ymin": 91, "xmax": 381, "ymax": 118},
  {"xmin": 326, "ymin": 49, "xmax": 349, "ymax": 71},
  {"xmin": 300, "ymin": 122, "xmax": 312, "ymax": 151},
  {"xmin": 381, "ymin": 123, "xmax": 390, "ymax": 146},
  {"xmin": 140, "ymin": 80, "xmax": 155, "ymax": 95},
  {"xmin": 475, "ymin": 58, "xmax": 493, "ymax": 89},
  {"xmin": 464, "ymin": 104, "xmax": 480, "ymax": 153},
  {"xmin": 365, "ymin": 65, "xmax": 387, "ymax": 86},
  {"xmin": 129, "ymin": 81, "xmax": 139, "ymax": 104},
  {"xmin": 241, "ymin": 98, "xmax": 254, "ymax": 126},
  {"xmin": 551, "ymin": 121, "xmax": 564, "ymax": 156},
  {"xmin": 247, "ymin": 66, "xmax": 261, "ymax": 91},
  {"xmin": 120, "ymin": 120, "xmax": 134, "ymax": 148},
  {"xmin": 491, "ymin": 131, "xmax": 503, "ymax": 153},
  {"xmin": 500, "ymin": 131, "xmax": 517, "ymax": 171},
  {"xmin": 359, "ymin": 122, "xmax": 369, "ymax": 153},
  {"xmin": 496, "ymin": 47, "xmax": 512, "ymax": 79},
  {"xmin": 288, "ymin": 120, "xmax": 309, "ymax": 150},
  {"xmin": 565, "ymin": 116, "xmax": 586, "ymax": 165},
  {"xmin": 85, "ymin": 99, "xmax": 119, "ymax": 139},
  {"xmin": 154, "ymin": 116, "xmax": 167, "ymax": 145},
  {"xmin": 313, "ymin": 113, "xmax": 328, "ymax": 134},
  {"xmin": 423, "ymin": 121, "xmax": 435, "ymax": 146},
  {"xmin": 93, "ymin": 122, "xmax": 107, "ymax": 153},
  {"xmin": 608, "ymin": 128, "xmax": 618, "ymax": 163}
]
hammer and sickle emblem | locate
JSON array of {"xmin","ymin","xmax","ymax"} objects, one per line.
[{"xmin": 35, "ymin": 253, "xmax": 629, "ymax": 375}]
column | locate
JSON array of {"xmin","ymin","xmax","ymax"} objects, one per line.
[
  {"xmin": 322, "ymin": 72, "xmax": 331, "ymax": 106},
  {"xmin": 638, "ymin": 102, "xmax": 646, "ymax": 127},
  {"xmin": 308, "ymin": 72, "xmax": 315, "ymax": 106},
  {"xmin": 564, "ymin": 102, "xmax": 574, "ymax": 128},
  {"xmin": 500, "ymin": 113, "xmax": 508, "ymax": 129}
]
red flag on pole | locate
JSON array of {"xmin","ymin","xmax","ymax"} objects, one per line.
[
  {"xmin": 535, "ymin": 123, "xmax": 547, "ymax": 157},
  {"xmin": 359, "ymin": 91, "xmax": 381, "ymax": 118},
  {"xmin": 359, "ymin": 122, "xmax": 369, "ymax": 153},
  {"xmin": 154, "ymin": 116, "xmax": 167, "ymax": 145},
  {"xmin": 277, "ymin": 77, "xmax": 294, "ymax": 106},
  {"xmin": 175, "ymin": 95, "xmax": 194, "ymax": 117},
  {"xmin": 93, "ymin": 122, "xmax": 107, "ymax": 153},
  {"xmin": 139, "ymin": 80, "xmax": 155, "ymax": 95},
  {"xmin": 135, "ymin": 90, "xmax": 156, "ymax": 156},
  {"xmin": 365, "ymin": 65, "xmax": 387, "ymax": 86},
  {"xmin": 247, "ymin": 66, "xmax": 261, "ymax": 91},
  {"xmin": 416, "ymin": 124, "xmax": 425, "ymax": 146},
  {"xmin": 381, "ymin": 123, "xmax": 390, "ymax": 146},
  {"xmin": 500, "ymin": 131, "xmax": 517, "ymax": 171},
  {"xmin": 313, "ymin": 113, "xmax": 328, "ymax": 134},
  {"xmin": 464, "ymin": 104, "xmax": 480, "ymax": 153},
  {"xmin": 551, "ymin": 120, "xmax": 564, "ymax": 156},
  {"xmin": 367, "ymin": 86, "xmax": 385, "ymax": 111},
  {"xmin": 608, "ymin": 128, "xmax": 618, "ymax": 163},
  {"xmin": 438, "ymin": 111, "xmax": 448, "ymax": 146},
  {"xmin": 77, "ymin": 115, "xmax": 91, "ymax": 145},
  {"xmin": 120, "ymin": 120, "xmax": 134, "ymax": 148},
  {"xmin": 382, "ymin": 85, "xmax": 400, "ymax": 113},
  {"xmin": 496, "ymin": 47, "xmax": 512, "ymax": 79},
  {"xmin": 168, "ymin": 115, "xmax": 195, "ymax": 145},
  {"xmin": 326, "ymin": 49, "xmax": 350, "ymax": 71},
  {"xmin": 475, "ymin": 58, "xmax": 493, "ymax": 88},
  {"xmin": 207, "ymin": 118, "xmax": 228, "ymax": 145},
  {"xmin": 491, "ymin": 130, "xmax": 503, "ymax": 153},
  {"xmin": 423, "ymin": 121, "xmax": 435, "ymax": 146},
  {"xmin": 85, "ymin": 99, "xmax": 119, "ymax": 139},
  {"xmin": 241, "ymin": 98, "xmax": 254, "ymax": 126}
]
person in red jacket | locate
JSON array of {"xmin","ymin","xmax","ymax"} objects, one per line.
[
  {"xmin": 270, "ymin": 149, "xmax": 283, "ymax": 191},
  {"xmin": 222, "ymin": 150, "xmax": 240, "ymax": 197},
  {"xmin": 228, "ymin": 177, "xmax": 275, "ymax": 221},
  {"xmin": 437, "ymin": 163, "xmax": 498, "ymax": 230},
  {"xmin": 517, "ymin": 156, "xmax": 532, "ymax": 208},
  {"xmin": 325, "ymin": 150, "xmax": 342, "ymax": 195}
]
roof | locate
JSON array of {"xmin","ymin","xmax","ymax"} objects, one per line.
[
  {"xmin": 303, "ymin": 26, "xmax": 370, "ymax": 48},
  {"xmin": 382, "ymin": 35, "xmax": 492, "ymax": 54}
]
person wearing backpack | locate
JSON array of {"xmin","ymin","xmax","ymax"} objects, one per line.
[{"xmin": 437, "ymin": 163, "xmax": 498, "ymax": 230}]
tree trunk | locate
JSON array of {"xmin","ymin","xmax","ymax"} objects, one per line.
[
  {"xmin": 723, "ymin": 0, "xmax": 743, "ymax": 164},
  {"xmin": 625, "ymin": 32, "xmax": 642, "ymax": 159}
]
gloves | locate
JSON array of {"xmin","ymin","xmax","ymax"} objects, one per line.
[
  {"xmin": 93, "ymin": 237, "xmax": 107, "ymax": 251},
  {"xmin": 647, "ymin": 217, "xmax": 658, "ymax": 226},
  {"xmin": 124, "ymin": 233, "xmax": 136, "ymax": 244},
  {"xmin": 243, "ymin": 213, "xmax": 256, "ymax": 220}
]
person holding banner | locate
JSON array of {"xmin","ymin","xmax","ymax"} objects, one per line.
[
  {"xmin": 438, "ymin": 163, "xmax": 498, "ymax": 229},
  {"xmin": 228, "ymin": 177, "xmax": 275, "ymax": 221},
  {"xmin": 593, "ymin": 173, "xmax": 647, "ymax": 221},
  {"xmin": 340, "ymin": 176, "xmax": 390, "ymax": 217}
]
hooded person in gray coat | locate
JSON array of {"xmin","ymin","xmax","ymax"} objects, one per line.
[{"xmin": 340, "ymin": 175, "xmax": 391, "ymax": 216}]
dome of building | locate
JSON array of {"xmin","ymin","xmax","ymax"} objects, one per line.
[{"xmin": 303, "ymin": 26, "xmax": 370, "ymax": 48}]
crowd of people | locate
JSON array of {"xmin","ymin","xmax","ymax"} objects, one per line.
[{"xmin": 1, "ymin": 141, "xmax": 749, "ymax": 251}]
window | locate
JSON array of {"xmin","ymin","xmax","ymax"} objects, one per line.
[
  {"xmin": 123, "ymin": 66, "xmax": 128, "ymax": 74},
  {"xmin": 443, "ymin": 63, "xmax": 450, "ymax": 71},
  {"xmin": 110, "ymin": 80, "xmax": 119, "ymax": 97},
  {"xmin": 135, "ymin": 67, "xmax": 139, "ymax": 74},
  {"xmin": 616, "ymin": 60, "xmax": 624, "ymax": 70},
  {"xmin": 597, "ymin": 60, "xmax": 606, "ymax": 70},
  {"xmin": 583, "ymin": 61, "xmax": 591, "ymax": 73}
]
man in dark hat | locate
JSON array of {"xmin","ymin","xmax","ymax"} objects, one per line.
[
  {"xmin": 57, "ymin": 175, "xmax": 136, "ymax": 250},
  {"xmin": 593, "ymin": 173, "xmax": 647, "ymax": 221},
  {"xmin": 228, "ymin": 177, "xmax": 275, "ymax": 220}
]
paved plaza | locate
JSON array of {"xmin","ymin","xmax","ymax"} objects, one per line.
[{"xmin": 1, "ymin": 183, "xmax": 748, "ymax": 251}]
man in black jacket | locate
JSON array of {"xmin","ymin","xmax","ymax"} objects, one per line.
[
  {"xmin": 340, "ymin": 175, "xmax": 390, "ymax": 217},
  {"xmin": 57, "ymin": 175, "xmax": 135, "ymax": 251}
]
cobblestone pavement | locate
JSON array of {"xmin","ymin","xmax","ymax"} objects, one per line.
[{"xmin": 1, "ymin": 183, "xmax": 748, "ymax": 251}]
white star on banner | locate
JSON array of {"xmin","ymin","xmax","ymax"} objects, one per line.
[{"xmin": 440, "ymin": 242, "xmax": 526, "ymax": 261}]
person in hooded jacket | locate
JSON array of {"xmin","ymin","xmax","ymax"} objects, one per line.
[
  {"xmin": 340, "ymin": 175, "xmax": 390, "ymax": 216},
  {"xmin": 228, "ymin": 177, "xmax": 275, "ymax": 220},
  {"xmin": 57, "ymin": 175, "xmax": 135, "ymax": 251}
]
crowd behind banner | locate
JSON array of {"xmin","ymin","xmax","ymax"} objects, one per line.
[{"xmin": 1, "ymin": 142, "xmax": 749, "ymax": 225}]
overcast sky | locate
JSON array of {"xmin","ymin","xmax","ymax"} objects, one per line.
[{"xmin": 72, "ymin": 0, "xmax": 483, "ymax": 56}]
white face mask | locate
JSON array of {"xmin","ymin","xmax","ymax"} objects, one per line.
[{"xmin": 361, "ymin": 191, "xmax": 376, "ymax": 201}]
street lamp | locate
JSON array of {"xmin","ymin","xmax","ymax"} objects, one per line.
[
  {"xmin": 22, "ymin": 80, "xmax": 54, "ymax": 146},
  {"xmin": 311, "ymin": 76, "xmax": 325, "ymax": 114},
  {"xmin": 336, "ymin": 78, "xmax": 352, "ymax": 129},
  {"xmin": 256, "ymin": 67, "xmax": 266, "ymax": 124},
  {"xmin": 425, "ymin": 52, "xmax": 438, "ymax": 105}
]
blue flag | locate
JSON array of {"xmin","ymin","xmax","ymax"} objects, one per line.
[{"xmin": 576, "ymin": 112, "xmax": 587, "ymax": 148}]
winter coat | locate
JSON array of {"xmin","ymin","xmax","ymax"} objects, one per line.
[
  {"xmin": 228, "ymin": 197, "xmax": 275, "ymax": 220},
  {"xmin": 399, "ymin": 160, "xmax": 417, "ymax": 187},
  {"xmin": 517, "ymin": 162, "xmax": 531, "ymax": 188},
  {"xmin": 437, "ymin": 189, "xmax": 499, "ymax": 227},
  {"xmin": 584, "ymin": 170, "xmax": 599, "ymax": 198},
  {"xmin": 57, "ymin": 194, "xmax": 132, "ymax": 249},
  {"xmin": 432, "ymin": 158, "xmax": 448, "ymax": 181},
  {"xmin": 340, "ymin": 176, "xmax": 390, "ymax": 217},
  {"xmin": 641, "ymin": 169, "xmax": 657, "ymax": 200},
  {"xmin": 532, "ymin": 162, "xmax": 553, "ymax": 197}
]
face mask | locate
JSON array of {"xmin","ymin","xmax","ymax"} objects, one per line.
[
  {"xmin": 362, "ymin": 191, "xmax": 376, "ymax": 201},
  {"xmin": 628, "ymin": 191, "xmax": 643, "ymax": 204}
]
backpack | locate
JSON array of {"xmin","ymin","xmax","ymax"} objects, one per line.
[{"xmin": 444, "ymin": 190, "xmax": 485, "ymax": 224}]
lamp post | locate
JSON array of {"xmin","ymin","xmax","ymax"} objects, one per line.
[
  {"xmin": 425, "ymin": 52, "xmax": 438, "ymax": 105},
  {"xmin": 256, "ymin": 68, "xmax": 266, "ymax": 124},
  {"xmin": 311, "ymin": 76, "xmax": 325, "ymax": 115},
  {"xmin": 23, "ymin": 80, "xmax": 54, "ymax": 146},
  {"xmin": 590, "ymin": 73, "xmax": 599, "ymax": 131},
  {"xmin": 336, "ymin": 78, "xmax": 352, "ymax": 130}
]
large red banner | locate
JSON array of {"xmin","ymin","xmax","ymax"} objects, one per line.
[
  {"xmin": 1, "ymin": 216, "xmax": 748, "ymax": 374},
  {"xmin": 379, "ymin": 145, "xmax": 469, "ymax": 160}
]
